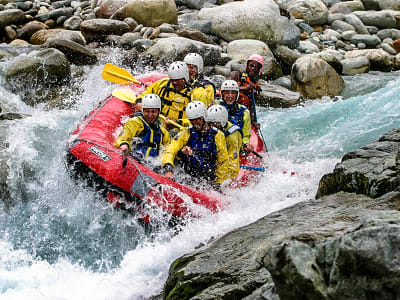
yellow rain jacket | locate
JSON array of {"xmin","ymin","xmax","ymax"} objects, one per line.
[
  {"xmin": 213, "ymin": 100, "xmax": 251, "ymax": 147},
  {"xmin": 223, "ymin": 121, "xmax": 242, "ymax": 179},
  {"xmin": 191, "ymin": 79, "xmax": 215, "ymax": 107},
  {"xmin": 162, "ymin": 127, "xmax": 229, "ymax": 184},
  {"xmin": 114, "ymin": 115, "xmax": 170, "ymax": 157},
  {"xmin": 136, "ymin": 78, "xmax": 209, "ymax": 120}
]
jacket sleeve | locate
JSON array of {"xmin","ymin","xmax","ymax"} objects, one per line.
[
  {"xmin": 242, "ymin": 108, "xmax": 251, "ymax": 145},
  {"xmin": 226, "ymin": 130, "xmax": 242, "ymax": 179},
  {"xmin": 160, "ymin": 126, "xmax": 171, "ymax": 147},
  {"xmin": 214, "ymin": 131, "xmax": 229, "ymax": 184},
  {"xmin": 162, "ymin": 129, "xmax": 190, "ymax": 167},
  {"xmin": 135, "ymin": 78, "xmax": 168, "ymax": 103},
  {"xmin": 113, "ymin": 117, "xmax": 144, "ymax": 151}
]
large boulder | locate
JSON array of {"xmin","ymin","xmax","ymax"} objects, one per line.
[
  {"xmin": 164, "ymin": 189, "xmax": 400, "ymax": 299},
  {"xmin": 287, "ymin": 0, "xmax": 329, "ymax": 25},
  {"xmin": 198, "ymin": 0, "xmax": 281, "ymax": 46},
  {"xmin": 344, "ymin": 49, "xmax": 395, "ymax": 71},
  {"xmin": 1, "ymin": 48, "xmax": 70, "ymax": 104},
  {"xmin": 80, "ymin": 19, "xmax": 130, "ymax": 42},
  {"xmin": 291, "ymin": 56, "xmax": 344, "ymax": 99},
  {"xmin": 41, "ymin": 39, "xmax": 97, "ymax": 65},
  {"xmin": 0, "ymin": 9, "xmax": 24, "ymax": 29},
  {"xmin": 122, "ymin": 0, "xmax": 177, "ymax": 27},
  {"xmin": 317, "ymin": 127, "xmax": 400, "ymax": 199},
  {"xmin": 30, "ymin": 29, "xmax": 86, "ymax": 46},
  {"xmin": 95, "ymin": 0, "xmax": 129, "ymax": 19},
  {"xmin": 142, "ymin": 36, "xmax": 222, "ymax": 66}
]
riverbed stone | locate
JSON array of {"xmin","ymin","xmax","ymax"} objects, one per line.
[
  {"xmin": 341, "ymin": 55, "xmax": 370, "ymax": 75},
  {"xmin": 80, "ymin": 19, "xmax": 130, "ymax": 42},
  {"xmin": 30, "ymin": 29, "xmax": 86, "ymax": 46},
  {"xmin": 291, "ymin": 55, "xmax": 344, "ymax": 99},
  {"xmin": 317, "ymin": 127, "xmax": 400, "ymax": 199},
  {"xmin": 198, "ymin": 0, "xmax": 281, "ymax": 46},
  {"xmin": 344, "ymin": 48, "xmax": 395, "ymax": 71},
  {"xmin": 352, "ymin": 10, "xmax": 398, "ymax": 29},
  {"xmin": 0, "ymin": 8, "xmax": 24, "ymax": 29},
  {"xmin": 257, "ymin": 80, "xmax": 302, "ymax": 107},
  {"xmin": 287, "ymin": 0, "xmax": 328, "ymax": 26},
  {"xmin": 122, "ymin": 0, "xmax": 178, "ymax": 27}
]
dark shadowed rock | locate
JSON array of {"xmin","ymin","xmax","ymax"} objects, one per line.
[
  {"xmin": 317, "ymin": 127, "xmax": 400, "ymax": 199},
  {"xmin": 42, "ymin": 38, "xmax": 97, "ymax": 65}
]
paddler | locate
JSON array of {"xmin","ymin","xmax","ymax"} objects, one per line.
[
  {"xmin": 219, "ymin": 80, "xmax": 253, "ymax": 154},
  {"xmin": 229, "ymin": 54, "xmax": 263, "ymax": 128},
  {"xmin": 134, "ymin": 61, "xmax": 209, "ymax": 131},
  {"xmin": 183, "ymin": 52, "xmax": 215, "ymax": 107},
  {"xmin": 206, "ymin": 105, "xmax": 242, "ymax": 179},
  {"xmin": 114, "ymin": 94, "xmax": 170, "ymax": 161},
  {"xmin": 162, "ymin": 101, "xmax": 229, "ymax": 189}
]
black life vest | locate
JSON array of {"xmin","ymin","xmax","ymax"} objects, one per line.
[{"xmin": 181, "ymin": 126, "xmax": 218, "ymax": 181}]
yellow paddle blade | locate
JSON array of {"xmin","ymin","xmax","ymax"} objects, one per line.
[
  {"xmin": 158, "ymin": 114, "xmax": 183, "ymax": 129},
  {"xmin": 102, "ymin": 63, "xmax": 140, "ymax": 85},
  {"xmin": 112, "ymin": 89, "xmax": 137, "ymax": 103}
]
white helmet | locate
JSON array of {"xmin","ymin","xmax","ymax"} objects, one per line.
[
  {"xmin": 186, "ymin": 101, "xmax": 207, "ymax": 120},
  {"xmin": 183, "ymin": 53, "xmax": 204, "ymax": 74},
  {"xmin": 142, "ymin": 94, "xmax": 161, "ymax": 111},
  {"xmin": 168, "ymin": 61, "xmax": 189, "ymax": 82},
  {"xmin": 207, "ymin": 105, "xmax": 228, "ymax": 127},
  {"xmin": 220, "ymin": 80, "xmax": 239, "ymax": 102}
]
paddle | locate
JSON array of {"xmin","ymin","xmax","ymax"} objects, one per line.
[
  {"xmin": 112, "ymin": 89, "xmax": 136, "ymax": 103},
  {"xmin": 102, "ymin": 63, "xmax": 144, "ymax": 85},
  {"xmin": 251, "ymin": 90, "xmax": 268, "ymax": 152},
  {"xmin": 240, "ymin": 165, "xmax": 265, "ymax": 171}
]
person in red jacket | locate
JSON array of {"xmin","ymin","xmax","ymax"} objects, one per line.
[{"xmin": 229, "ymin": 54, "xmax": 264, "ymax": 128}]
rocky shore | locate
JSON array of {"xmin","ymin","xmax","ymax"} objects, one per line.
[
  {"xmin": 163, "ymin": 126, "xmax": 400, "ymax": 300},
  {"xmin": 1, "ymin": 1, "xmax": 400, "ymax": 298},
  {"xmin": 1, "ymin": 0, "xmax": 400, "ymax": 109}
]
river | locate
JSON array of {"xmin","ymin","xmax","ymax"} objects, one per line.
[{"xmin": 1, "ymin": 54, "xmax": 400, "ymax": 299}]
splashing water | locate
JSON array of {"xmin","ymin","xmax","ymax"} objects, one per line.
[{"xmin": 0, "ymin": 58, "xmax": 399, "ymax": 299}]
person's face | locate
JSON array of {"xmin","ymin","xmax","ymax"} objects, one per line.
[
  {"xmin": 247, "ymin": 60, "xmax": 262, "ymax": 77},
  {"xmin": 190, "ymin": 117, "xmax": 205, "ymax": 132},
  {"xmin": 209, "ymin": 122, "xmax": 222, "ymax": 130},
  {"xmin": 223, "ymin": 90, "xmax": 238, "ymax": 105},
  {"xmin": 171, "ymin": 78, "xmax": 186, "ymax": 91},
  {"xmin": 143, "ymin": 108, "xmax": 159, "ymax": 123},
  {"xmin": 186, "ymin": 64, "xmax": 198, "ymax": 80}
]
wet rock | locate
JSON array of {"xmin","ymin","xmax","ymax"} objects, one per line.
[
  {"xmin": 41, "ymin": 38, "xmax": 97, "ymax": 65},
  {"xmin": 291, "ymin": 56, "xmax": 344, "ymax": 99},
  {"xmin": 164, "ymin": 190, "xmax": 400, "ymax": 299},
  {"xmin": 30, "ymin": 29, "xmax": 86, "ymax": 46},
  {"xmin": 257, "ymin": 80, "xmax": 302, "ymax": 108},
  {"xmin": 288, "ymin": 0, "xmax": 329, "ymax": 26},
  {"xmin": 344, "ymin": 49, "xmax": 395, "ymax": 71},
  {"xmin": 341, "ymin": 56, "xmax": 370, "ymax": 75},
  {"xmin": 317, "ymin": 127, "xmax": 400, "ymax": 199}
]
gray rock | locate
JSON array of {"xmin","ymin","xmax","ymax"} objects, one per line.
[
  {"xmin": 80, "ymin": 19, "xmax": 130, "ymax": 42},
  {"xmin": 272, "ymin": 45, "xmax": 302, "ymax": 75},
  {"xmin": 331, "ymin": 20, "xmax": 356, "ymax": 33},
  {"xmin": 352, "ymin": 10, "xmax": 397, "ymax": 29},
  {"xmin": 341, "ymin": 55, "xmax": 370, "ymax": 75},
  {"xmin": 377, "ymin": 28, "xmax": 400, "ymax": 41},
  {"xmin": 317, "ymin": 127, "xmax": 400, "ymax": 198},
  {"xmin": 361, "ymin": 0, "xmax": 380, "ymax": 10},
  {"xmin": 0, "ymin": 8, "xmax": 24, "ymax": 29},
  {"xmin": 350, "ymin": 34, "xmax": 381, "ymax": 47},
  {"xmin": 327, "ymin": 12, "xmax": 345, "ymax": 24},
  {"xmin": 298, "ymin": 22, "xmax": 314, "ymax": 35},
  {"xmin": 381, "ymin": 42, "xmax": 397, "ymax": 55},
  {"xmin": 280, "ymin": 17, "xmax": 300, "ymax": 49},
  {"xmin": 164, "ymin": 187, "xmax": 400, "ymax": 299},
  {"xmin": 41, "ymin": 38, "xmax": 97, "ymax": 65},
  {"xmin": 186, "ymin": 20, "xmax": 212, "ymax": 35},
  {"xmin": 258, "ymin": 80, "xmax": 302, "ymax": 108},
  {"xmin": 344, "ymin": 14, "xmax": 369, "ymax": 34},
  {"xmin": 63, "ymin": 15, "xmax": 82, "ymax": 30}
]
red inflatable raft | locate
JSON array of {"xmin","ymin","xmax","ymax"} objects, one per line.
[{"xmin": 65, "ymin": 73, "xmax": 265, "ymax": 223}]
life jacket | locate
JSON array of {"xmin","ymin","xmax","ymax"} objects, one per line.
[
  {"xmin": 181, "ymin": 126, "xmax": 218, "ymax": 181},
  {"xmin": 159, "ymin": 80, "xmax": 191, "ymax": 120},
  {"xmin": 224, "ymin": 122, "xmax": 242, "ymax": 138},
  {"xmin": 237, "ymin": 71, "xmax": 259, "ymax": 108},
  {"xmin": 220, "ymin": 101, "xmax": 247, "ymax": 130},
  {"xmin": 134, "ymin": 114, "xmax": 164, "ymax": 157},
  {"xmin": 191, "ymin": 78, "xmax": 216, "ymax": 97}
]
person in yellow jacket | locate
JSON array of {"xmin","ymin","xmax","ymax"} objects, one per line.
[
  {"xmin": 184, "ymin": 53, "xmax": 215, "ymax": 107},
  {"xmin": 114, "ymin": 94, "xmax": 170, "ymax": 160},
  {"xmin": 135, "ymin": 61, "xmax": 208, "ymax": 130},
  {"xmin": 162, "ymin": 101, "xmax": 229, "ymax": 188},
  {"xmin": 219, "ymin": 80, "xmax": 253, "ymax": 153},
  {"xmin": 207, "ymin": 105, "xmax": 242, "ymax": 179}
]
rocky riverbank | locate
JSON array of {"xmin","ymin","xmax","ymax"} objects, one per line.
[
  {"xmin": 1, "ymin": 0, "xmax": 400, "ymax": 109},
  {"xmin": 163, "ymin": 126, "xmax": 400, "ymax": 300}
]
